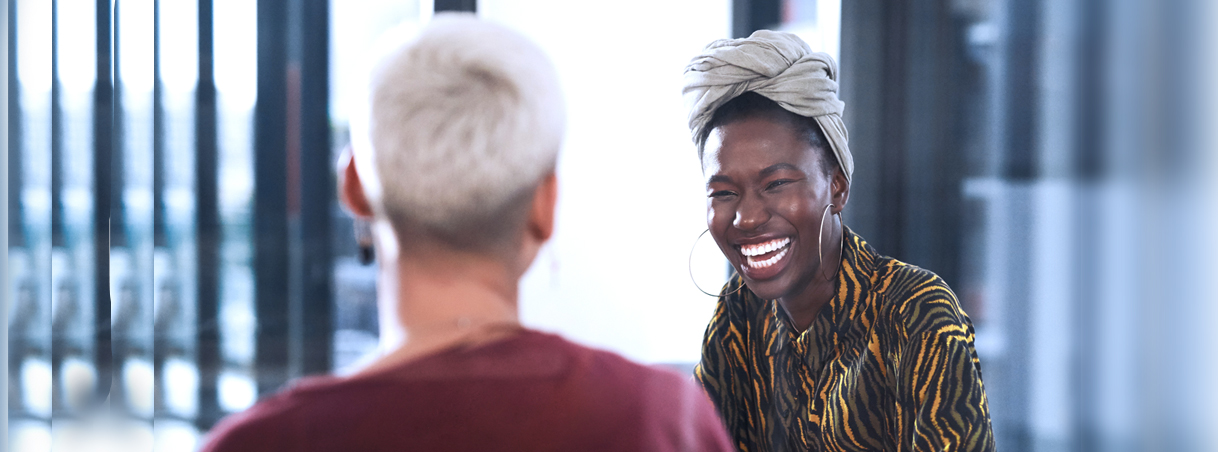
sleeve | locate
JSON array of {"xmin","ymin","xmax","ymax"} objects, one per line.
[
  {"xmin": 694, "ymin": 294, "xmax": 759, "ymax": 451},
  {"xmin": 895, "ymin": 289, "xmax": 996, "ymax": 452}
]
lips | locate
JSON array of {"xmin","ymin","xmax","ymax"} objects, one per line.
[{"xmin": 737, "ymin": 237, "xmax": 792, "ymax": 279}]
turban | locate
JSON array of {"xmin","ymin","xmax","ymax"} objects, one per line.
[{"xmin": 683, "ymin": 30, "xmax": 853, "ymax": 183}]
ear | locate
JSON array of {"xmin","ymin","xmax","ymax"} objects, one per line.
[
  {"xmin": 829, "ymin": 168, "xmax": 850, "ymax": 215},
  {"xmin": 526, "ymin": 171, "xmax": 558, "ymax": 243},
  {"xmin": 338, "ymin": 147, "xmax": 375, "ymax": 219}
]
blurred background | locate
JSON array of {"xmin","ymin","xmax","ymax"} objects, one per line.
[{"xmin": 4, "ymin": 0, "xmax": 1217, "ymax": 450}]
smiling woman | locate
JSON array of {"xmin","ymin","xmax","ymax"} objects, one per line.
[{"xmin": 684, "ymin": 31, "xmax": 996, "ymax": 451}]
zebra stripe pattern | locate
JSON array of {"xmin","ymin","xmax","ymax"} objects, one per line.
[{"xmin": 695, "ymin": 228, "xmax": 995, "ymax": 451}]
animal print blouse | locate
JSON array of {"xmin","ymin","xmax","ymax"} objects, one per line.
[{"xmin": 695, "ymin": 228, "xmax": 995, "ymax": 451}]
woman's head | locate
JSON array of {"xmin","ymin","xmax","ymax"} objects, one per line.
[
  {"xmin": 345, "ymin": 13, "xmax": 565, "ymax": 260},
  {"xmin": 703, "ymin": 92, "xmax": 836, "ymax": 178},
  {"xmin": 683, "ymin": 30, "xmax": 854, "ymax": 301},
  {"xmin": 682, "ymin": 30, "xmax": 853, "ymax": 182},
  {"xmin": 701, "ymin": 93, "xmax": 849, "ymax": 301}
]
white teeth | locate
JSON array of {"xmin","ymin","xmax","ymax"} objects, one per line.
[
  {"xmin": 740, "ymin": 238, "xmax": 791, "ymax": 257},
  {"xmin": 746, "ymin": 247, "xmax": 789, "ymax": 269}
]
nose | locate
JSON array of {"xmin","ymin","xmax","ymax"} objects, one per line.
[{"xmin": 732, "ymin": 193, "xmax": 769, "ymax": 231}]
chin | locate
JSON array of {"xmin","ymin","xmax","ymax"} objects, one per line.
[{"xmin": 737, "ymin": 273, "xmax": 790, "ymax": 300}]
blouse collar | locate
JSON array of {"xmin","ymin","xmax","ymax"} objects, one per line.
[{"xmin": 768, "ymin": 226, "xmax": 877, "ymax": 368}]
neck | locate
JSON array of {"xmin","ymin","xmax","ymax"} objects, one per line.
[
  {"xmin": 361, "ymin": 237, "xmax": 523, "ymax": 375},
  {"xmin": 778, "ymin": 220, "xmax": 844, "ymax": 331}
]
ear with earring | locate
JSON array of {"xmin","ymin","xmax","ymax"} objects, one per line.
[
  {"xmin": 818, "ymin": 203, "xmax": 844, "ymax": 280},
  {"xmin": 355, "ymin": 219, "xmax": 375, "ymax": 265}
]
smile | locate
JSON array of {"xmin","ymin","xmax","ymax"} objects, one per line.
[{"xmin": 739, "ymin": 237, "xmax": 791, "ymax": 270}]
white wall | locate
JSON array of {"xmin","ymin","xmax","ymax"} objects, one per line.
[{"xmin": 478, "ymin": 0, "xmax": 732, "ymax": 364}]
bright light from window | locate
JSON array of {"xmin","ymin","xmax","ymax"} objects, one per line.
[
  {"xmin": 218, "ymin": 370, "xmax": 257, "ymax": 413},
  {"xmin": 55, "ymin": 0, "xmax": 97, "ymax": 93},
  {"xmin": 163, "ymin": 357, "xmax": 200, "ymax": 417}
]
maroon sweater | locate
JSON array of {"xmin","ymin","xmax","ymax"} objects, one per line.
[{"xmin": 200, "ymin": 330, "xmax": 733, "ymax": 452}]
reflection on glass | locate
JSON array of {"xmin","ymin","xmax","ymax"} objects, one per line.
[{"xmin": 58, "ymin": 357, "xmax": 96, "ymax": 412}]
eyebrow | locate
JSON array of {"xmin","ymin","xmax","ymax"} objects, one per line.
[
  {"xmin": 707, "ymin": 163, "xmax": 803, "ymax": 189},
  {"xmin": 706, "ymin": 175, "xmax": 733, "ymax": 189},
  {"xmin": 759, "ymin": 163, "xmax": 801, "ymax": 176}
]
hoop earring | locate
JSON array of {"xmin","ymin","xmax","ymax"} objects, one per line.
[
  {"xmin": 818, "ymin": 204, "xmax": 835, "ymax": 280},
  {"xmin": 689, "ymin": 229, "xmax": 745, "ymax": 297}
]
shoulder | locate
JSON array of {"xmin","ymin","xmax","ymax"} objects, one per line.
[
  {"xmin": 873, "ymin": 257, "xmax": 972, "ymax": 339},
  {"xmin": 199, "ymin": 373, "xmax": 371, "ymax": 452},
  {"xmin": 705, "ymin": 276, "xmax": 769, "ymax": 335},
  {"xmin": 561, "ymin": 336, "xmax": 696, "ymax": 394},
  {"xmin": 198, "ymin": 386, "xmax": 311, "ymax": 452},
  {"xmin": 554, "ymin": 337, "xmax": 734, "ymax": 450}
]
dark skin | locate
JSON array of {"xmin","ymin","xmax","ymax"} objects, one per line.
[{"xmin": 703, "ymin": 116, "xmax": 850, "ymax": 331}]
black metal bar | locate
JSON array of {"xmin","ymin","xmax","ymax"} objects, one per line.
[
  {"xmin": 901, "ymin": 0, "xmax": 968, "ymax": 291},
  {"xmin": 49, "ymin": 0, "xmax": 65, "ymax": 413},
  {"xmin": 298, "ymin": 0, "xmax": 333, "ymax": 376},
  {"xmin": 195, "ymin": 0, "xmax": 222, "ymax": 430},
  {"xmin": 110, "ymin": 0, "xmax": 125, "ymax": 249},
  {"xmin": 7, "ymin": 0, "xmax": 21, "ymax": 249},
  {"xmin": 434, "ymin": 0, "xmax": 476, "ymax": 13},
  {"xmin": 1070, "ymin": 2, "xmax": 1105, "ymax": 450},
  {"xmin": 51, "ymin": 0, "xmax": 63, "ymax": 249},
  {"xmin": 152, "ymin": 0, "xmax": 165, "ymax": 248},
  {"xmin": 874, "ymin": 0, "xmax": 908, "ymax": 258},
  {"xmin": 254, "ymin": 0, "xmax": 291, "ymax": 397},
  {"xmin": 1073, "ymin": 0, "xmax": 1104, "ymax": 181},
  {"xmin": 1002, "ymin": 0, "xmax": 1040, "ymax": 180},
  {"xmin": 93, "ymin": 0, "xmax": 115, "ymax": 406},
  {"xmin": 731, "ymin": 0, "xmax": 780, "ymax": 39}
]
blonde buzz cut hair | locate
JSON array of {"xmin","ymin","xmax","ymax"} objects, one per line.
[{"xmin": 349, "ymin": 13, "xmax": 566, "ymax": 252}]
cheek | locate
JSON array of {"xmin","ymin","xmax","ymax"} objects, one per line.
[
  {"xmin": 707, "ymin": 201, "xmax": 732, "ymax": 227},
  {"xmin": 706, "ymin": 203, "xmax": 735, "ymax": 255},
  {"xmin": 773, "ymin": 193, "xmax": 817, "ymax": 228}
]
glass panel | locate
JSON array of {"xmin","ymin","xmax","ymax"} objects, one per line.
[
  {"xmin": 116, "ymin": 0, "xmax": 156, "ymax": 421},
  {"xmin": 52, "ymin": 0, "xmax": 97, "ymax": 418},
  {"xmin": 154, "ymin": 0, "xmax": 200, "ymax": 428},
  {"xmin": 327, "ymin": 0, "xmax": 422, "ymax": 375},
  {"xmin": 10, "ymin": 0, "xmax": 54, "ymax": 432},
  {"xmin": 213, "ymin": 0, "xmax": 257, "ymax": 415}
]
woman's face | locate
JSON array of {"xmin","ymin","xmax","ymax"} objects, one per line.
[{"xmin": 702, "ymin": 116, "xmax": 841, "ymax": 301}]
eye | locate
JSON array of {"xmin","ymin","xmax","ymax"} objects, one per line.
[
  {"xmin": 765, "ymin": 179, "xmax": 795, "ymax": 191},
  {"xmin": 709, "ymin": 190, "xmax": 737, "ymax": 199}
]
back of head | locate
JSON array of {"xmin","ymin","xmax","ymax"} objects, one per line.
[{"xmin": 352, "ymin": 14, "xmax": 566, "ymax": 254}]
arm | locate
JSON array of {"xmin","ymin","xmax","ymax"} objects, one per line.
[
  {"xmin": 897, "ymin": 309, "xmax": 995, "ymax": 451},
  {"xmin": 694, "ymin": 297, "xmax": 758, "ymax": 451}
]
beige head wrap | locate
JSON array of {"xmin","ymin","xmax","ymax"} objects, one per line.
[{"xmin": 683, "ymin": 30, "xmax": 853, "ymax": 183}]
